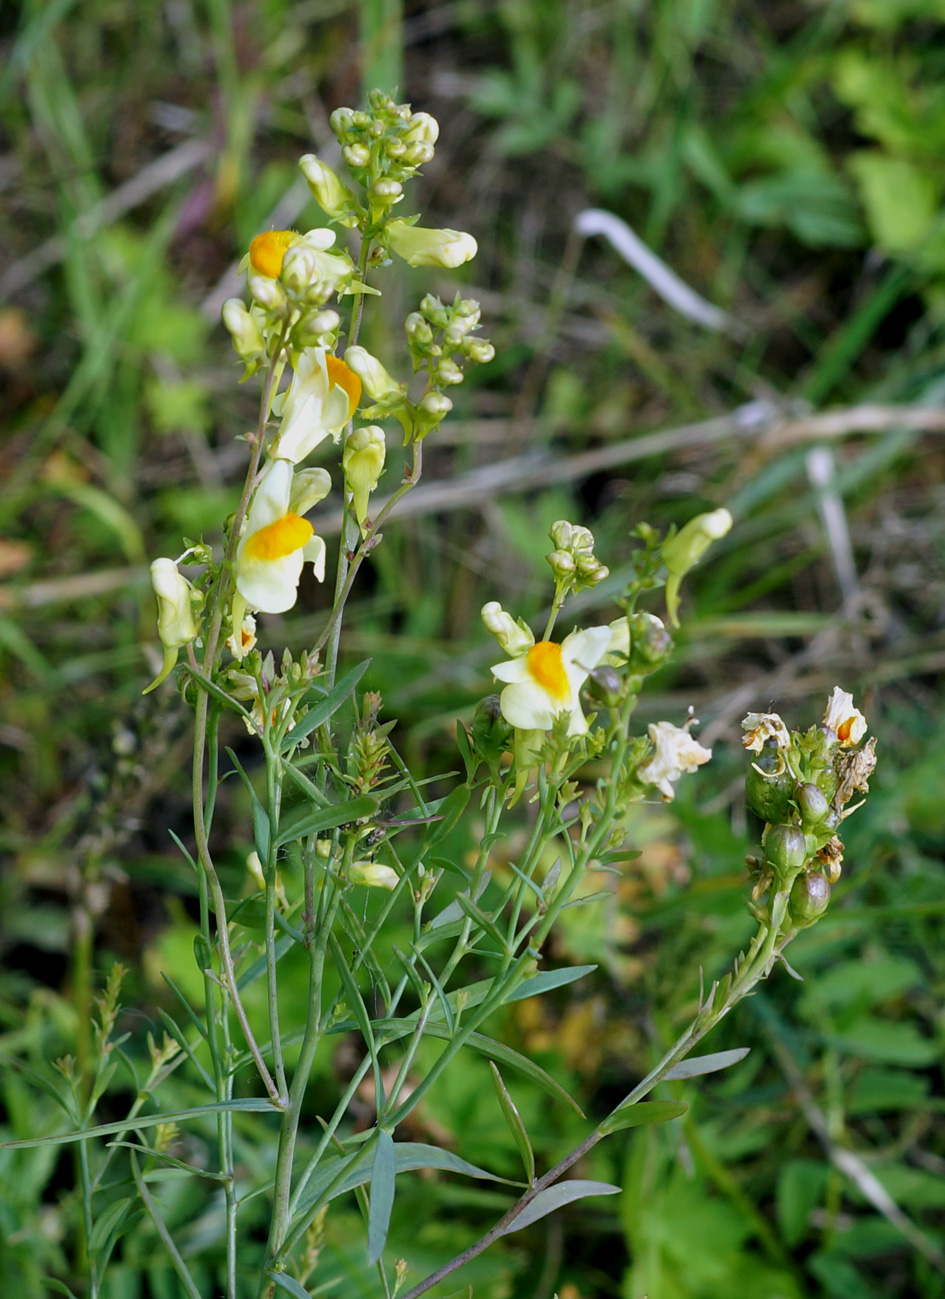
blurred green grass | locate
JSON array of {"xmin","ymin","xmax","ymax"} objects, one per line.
[{"xmin": 2, "ymin": 0, "xmax": 945, "ymax": 1295}]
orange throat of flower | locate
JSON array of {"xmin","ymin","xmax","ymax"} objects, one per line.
[
  {"xmin": 527, "ymin": 641, "xmax": 570, "ymax": 702},
  {"xmin": 326, "ymin": 353, "xmax": 362, "ymax": 418},
  {"xmin": 244, "ymin": 513, "xmax": 313, "ymax": 562},
  {"xmin": 249, "ymin": 230, "xmax": 297, "ymax": 278}
]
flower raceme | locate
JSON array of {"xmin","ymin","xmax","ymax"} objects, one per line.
[
  {"xmin": 234, "ymin": 460, "xmax": 329, "ymax": 614},
  {"xmin": 269, "ymin": 349, "xmax": 361, "ymax": 463},
  {"xmin": 490, "ymin": 626, "xmax": 613, "ymax": 735}
]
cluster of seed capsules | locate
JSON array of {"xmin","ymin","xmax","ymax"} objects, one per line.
[{"xmin": 743, "ymin": 693, "xmax": 875, "ymax": 930}]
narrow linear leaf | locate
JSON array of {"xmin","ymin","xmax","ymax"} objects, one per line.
[
  {"xmin": 490, "ymin": 1063, "xmax": 535, "ymax": 1186},
  {"xmin": 663, "ymin": 1047, "xmax": 750, "ymax": 1081},
  {"xmin": 507, "ymin": 965, "xmax": 597, "ymax": 1002},
  {"xmin": 0, "ymin": 1054, "xmax": 78, "ymax": 1124},
  {"xmin": 269, "ymin": 1270, "xmax": 317, "ymax": 1299},
  {"xmin": 367, "ymin": 1129, "xmax": 396, "ymax": 1264},
  {"xmin": 418, "ymin": 785, "xmax": 470, "ymax": 855},
  {"xmin": 43, "ymin": 1281, "xmax": 80, "ymax": 1299},
  {"xmin": 598, "ymin": 1099, "xmax": 688, "ymax": 1137},
  {"xmin": 0, "ymin": 1099, "xmax": 278, "ymax": 1150},
  {"xmin": 282, "ymin": 659, "xmax": 371, "ymax": 750},
  {"xmin": 275, "ymin": 794, "xmax": 378, "ymax": 847},
  {"xmin": 454, "ymin": 892, "xmax": 508, "ymax": 951},
  {"xmin": 425, "ymin": 872, "xmax": 491, "ymax": 932},
  {"xmin": 226, "ymin": 747, "xmax": 270, "ymax": 860},
  {"xmin": 294, "ymin": 1141, "xmax": 516, "ymax": 1218},
  {"xmin": 498, "ymin": 1180, "xmax": 621, "ymax": 1236}
]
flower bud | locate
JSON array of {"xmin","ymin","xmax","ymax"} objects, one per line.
[
  {"xmin": 386, "ymin": 219, "xmax": 477, "ymax": 268},
  {"xmin": 405, "ymin": 312, "xmax": 434, "ymax": 345},
  {"xmin": 419, "ymin": 294, "xmax": 450, "ymax": 327},
  {"xmin": 404, "ymin": 112, "xmax": 439, "ymax": 145},
  {"xmin": 342, "ymin": 425, "xmax": 386, "ymax": 529},
  {"xmin": 434, "ymin": 358, "xmax": 464, "ymax": 385},
  {"xmin": 662, "ymin": 507, "xmax": 733, "ymax": 626},
  {"xmin": 796, "ymin": 782, "xmax": 830, "ymax": 829},
  {"xmin": 481, "ymin": 601, "xmax": 533, "ymax": 657},
  {"xmin": 385, "ymin": 138, "xmax": 407, "ymax": 159},
  {"xmin": 463, "ymin": 339, "xmax": 495, "ymax": 364},
  {"xmin": 417, "ymin": 391, "xmax": 452, "ymax": 421},
  {"xmin": 625, "ymin": 611, "xmax": 673, "ymax": 671},
  {"xmin": 550, "ymin": 520, "xmax": 574, "ymax": 549},
  {"xmin": 546, "ymin": 549, "xmax": 576, "ymax": 579},
  {"xmin": 763, "ymin": 824, "xmax": 808, "ymax": 879},
  {"xmin": 587, "ymin": 664, "xmax": 623, "ymax": 707},
  {"xmin": 789, "ymin": 871, "xmax": 831, "ymax": 927},
  {"xmin": 471, "ymin": 694, "xmax": 513, "ymax": 772},
  {"xmin": 371, "ymin": 179, "xmax": 403, "ymax": 205},
  {"xmin": 342, "ymin": 143, "xmax": 371, "ymax": 169},
  {"xmin": 222, "ymin": 298, "xmax": 264, "ymax": 360},
  {"xmin": 299, "ymin": 154, "xmax": 355, "ymax": 221},
  {"xmin": 329, "ymin": 106, "xmax": 356, "ymax": 136},
  {"xmin": 347, "ymin": 860, "xmax": 399, "ymax": 890},
  {"xmin": 289, "ymin": 467, "xmax": 332, "ymax": 517},
  {"xmin": 403, "ymin": 141, "xmax": 435, "ymax": 167},
  {"xmin": 280, "ymin": 244, "xmax": 321, "ymax": 295},
  {"xmin": 248, "ymin": 275, "xmax": 287, "ymax": 312},
  {"xmin": 343, "ymin": 345, "xmax": 402, "ymax": 402}
]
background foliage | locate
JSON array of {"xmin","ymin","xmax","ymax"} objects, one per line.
[{"xmin": 2, "ymin": 0, "xmax": 945, "ymax": 1296}]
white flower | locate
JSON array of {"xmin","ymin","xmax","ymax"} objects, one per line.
[
  {"xmin": 269, "ymin": 349, "xmax": 361, "ymax": 462},
  {"xmin": 143, "ymin": 558, "xmax": 199, "ymax": 693},
  {"xmin": 823, "ymin": 687, "xmax": 867, "ymax": 747},
  {"xmin": 741, "ymin": 712, "xmax": 791, "ymax": 753},
  {"xmin": 638, "ymin": 721, "xmax": 712, "ymax": 801},
  {"xmin": 234, "ymin": 460, "xmax": 328, "ymax": 614},
  {"xmin": 385, "ymin": 219, "xmax": 478, "ymax": 269},
  {"xmin": 491, "ymin": 626, "xmax": 613, "ymax": 735}
]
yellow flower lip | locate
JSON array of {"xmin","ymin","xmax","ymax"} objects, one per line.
[
  {"xmin": 243, "ymin": 513, "xmax": 313, "ymax": 562},
  {"xmin": 526, "ymin": 641, "xmax": 570, "ymax": 702},
  {"xmin": 326, "ymin": 353, "xmax": 361, "ymax": 418},
  {"xmin": 249, "ymin": 230, "xmax": 297, "ymax": 278}
]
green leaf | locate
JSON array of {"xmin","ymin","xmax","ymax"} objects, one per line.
[
  {"xmin": 0, "ymin": 1099, "xmax": 278, "ymax": 1150},
  {"xmin": 418, "ymin": 785, "xmax": 470, "ymax": 855},
  {"xmin": 454, "ymin": 892, "xmax": 508, "ymax": 951},
  {"xmin": 777, "ymin": 1158, "xmax": 825, "ymax": 1247},
  {"xmin": 88, "ymin": 1196, "xmax": 143, "ymax": 1271},
  {"xmin": 367, "ymin": 1129, "xmax": 396, "ymax": 1264},
  {"xmin": 43, "ymin": 1280, "xmax": 81, "ymax": 1298},
  {"xmin": 424, "ymin": 873, "xmax": 491, "ymax": 932},
  {"xmin": 663, "ymin": 1047, "xmax": 750, "ymax": 1080},
  {"xmin": 293, "ymin": 1141, "xmax": 515, "ymax": 1218},
  {"xmin": 498, "ymin": 1180, "xmax": 621, "ymax": 1235},
  {"xmin": 507, "ymin": 965, "xmax": 597, "ymax": 1002},
  {"xmin": 847, "ymin": 151, "xmax": 939, "ymax": 253},
  {"xmin": 490, "ymin": 1063, "xmax": 535, "ymax": 1186},
  {"xmin": 226, "ymin": 748, "xmax": 270, "ymax": 861},
  {"xmin": 598, "ymin": 1099, "xmax": 688, "ymax": 1137},
  {"xmin": 269, "ymin": 1273, "xmax": 315, "ymax": 1299},
  {"xmin": 275, "ymin": 795, "xmax": 378, "ymax": 847},
  {"xmin": 281, "ymin": 659, "xmax": 371, "ymax": 750}
]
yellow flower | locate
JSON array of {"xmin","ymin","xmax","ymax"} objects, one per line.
[
  {"xmin": 270, "ymin": 349, "xmax": 361, "ymax": 463},
  {"xmin": 823, "ymin": 687, "xmax": 867, "ymax": 746},
  {"xmin": 385, "ymin": 219, "xmax": 477, "ymax": 269},
  {"xmin": 491, "ymin": 626, "xmax": 612, "ymax": 735},
  {"xmin": 234, "ymin": 461, "xmax": 328, "ymax": 614}
]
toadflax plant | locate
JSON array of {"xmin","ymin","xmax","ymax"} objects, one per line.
[{"xmin": 2, "ymin": 92, "xmax": 877, "ymax": 1299}]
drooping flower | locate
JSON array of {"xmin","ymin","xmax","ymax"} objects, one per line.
[
  {"xmin": 638, "ymin": 720, "xmax": 712, "ymax": 801},
  {"xmin": 342, "ymin": 425, "xmax": 386, "ymax": 530},
  {"xmin": 662, "ymin": 507, "xmax": 733, "ymax": 626},
  {"xmin": 385, "ymin": 219, "xmax": 478, "ymax": 269},
  {"xmin": 269, "ymin": 348, "xmax": 361, "ymax": 462},
  {"xmin": 481, "ymin": 601, "xmax": 534, "ymax": 658},
  {"xmin": 234, "ymin": 460, "xmax": 328, "ymax": 614},
  {"xmin": 823, "ymin": 687, "xmax": 867, "ymax": 747},
  {"xmin": 741, "ymin": 712, "xmax": 791, "ymax": 753},
  {"xmin": 143, "ymin": 558, "xmax": 199, "ymax": 693},
  {"xmin": 490, "ymin": 626, "xmax": 613, "ymax": 735}
]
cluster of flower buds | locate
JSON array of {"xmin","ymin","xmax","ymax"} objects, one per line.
[
  {"xmin": 743, "ymin": 687, "xmax": 876, "ymax": 929},
  {"xmin": 547, "ymin": 520, "xmax": 610, "ymax": 597}
]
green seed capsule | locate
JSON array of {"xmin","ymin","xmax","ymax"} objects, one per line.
[
  {"xmin": 764, "ymin": 823, "xmax": 808, "ymax": 877},
  {"xmin": 746, "ymin": 742, "xmax": 795, "ymax": 824},
  {"xmin": 796, "ymin": 782, "xmax": 830, "ymax": 828},
  {"xmin": 789, "ymin": 872, "xmax": 831, "ymax": 926}
]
